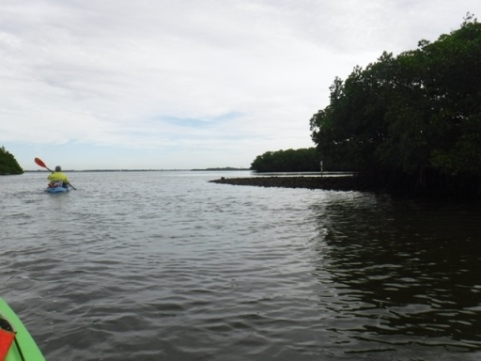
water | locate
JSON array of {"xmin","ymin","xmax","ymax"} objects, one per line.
[{"xmin": 1, "ymin": 171, "xmax": 481, "ymax": 360}]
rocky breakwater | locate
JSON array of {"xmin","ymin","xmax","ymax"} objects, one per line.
[{"xmin": 210, "ymin": 176, "xmax": 373, "ymax": 192}]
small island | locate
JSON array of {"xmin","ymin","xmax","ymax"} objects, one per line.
[{"xmin": 0, "ymin": 146, "xmax": 23, "ymax": 175}]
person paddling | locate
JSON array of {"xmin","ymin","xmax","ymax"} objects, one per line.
[{"xmin": 48, "ymin": 166, "xmax": 72, "ymax": 189}]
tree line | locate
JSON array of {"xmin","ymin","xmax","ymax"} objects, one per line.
[
  {"xmin": 309, "ymin": 14, "xmax": 481, "ymax": 195},
  {"xmin": 0, "ymin": 146, "xmax": 23, "ymax": 175},
  {"xmin": 250, "ymin": 148, "xmax": 320, "ymax": 172}
]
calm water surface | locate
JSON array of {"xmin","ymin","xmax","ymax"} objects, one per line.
[{"xmin": 1, "ymin": 171, "xmax": 481, "ymax": 360}]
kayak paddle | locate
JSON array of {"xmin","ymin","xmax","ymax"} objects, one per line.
[
  {"xmin": 34, "ymin": 157, "xmax": 53, "ymax": 172},
  {"xmin": 34, "ymin": 157, "xmax": 77, "ymax": 190}
]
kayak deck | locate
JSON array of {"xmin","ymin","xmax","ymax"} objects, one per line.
[{"xmin": 0, "ymin": 298, "xmax": 45, "ymax": 361}]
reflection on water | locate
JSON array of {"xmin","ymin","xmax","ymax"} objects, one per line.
[
  {"xmin": 310, "ymin": 193, "xmax": 481, "ymax": 358},
  {"xmin": 1, "ymin": 173, "xmax": 481, "ymax": 360}
]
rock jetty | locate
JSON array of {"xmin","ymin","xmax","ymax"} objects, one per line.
[{"xmin": 210, "ymin": 176, "xmax": 373, "ymax": 192}]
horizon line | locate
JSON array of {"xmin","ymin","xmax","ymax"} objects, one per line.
[{"xmin": 24, "ymin": 167, "xmax": 251, "ymax": 173}]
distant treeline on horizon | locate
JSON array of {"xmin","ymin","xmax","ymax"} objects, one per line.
[{"xmin": 24, "ymin": 167, "xmax": 250, "ymax": 173}]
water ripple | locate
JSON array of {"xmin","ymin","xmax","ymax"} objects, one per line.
[{"xmin": 1, "ymin": 173, "xmax": 481, "ymax": 360}]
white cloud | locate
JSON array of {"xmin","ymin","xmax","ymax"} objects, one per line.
[{"xmin": 1, "ymin": 0, "xmax": 479, "ymax": 169}]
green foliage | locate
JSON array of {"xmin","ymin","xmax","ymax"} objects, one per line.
[
  {"xmin": 250, "ymin": 148, "xmax": 320, "ymax": 172},
  {"xmin": 310, "ymin": 15, "xmax": 481, "ymax": 194},
  {"xmin": 0, "ymin": 146, "xmax": 24, "ymax": 175}
]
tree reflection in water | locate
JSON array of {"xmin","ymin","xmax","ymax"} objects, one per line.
[{"xmin": 309, "ymin": 193, "xmax": 481, "ymax": 356}]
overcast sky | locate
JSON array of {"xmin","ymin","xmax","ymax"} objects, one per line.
[{"xmin": 1, "ymin": 0, "xmax": 479, "ymax": 170}]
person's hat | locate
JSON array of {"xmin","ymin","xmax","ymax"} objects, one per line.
[{"xmin": 55, "ymin": 166, "xmax": 61, "ymax": 171}]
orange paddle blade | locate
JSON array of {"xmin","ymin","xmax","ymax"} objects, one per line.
[{"xmin": 34, "ymin": 157, "xmax": 47, "ymax": 168}]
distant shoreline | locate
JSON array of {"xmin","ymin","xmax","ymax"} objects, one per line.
[{"xmin": 22, "ymin": 168, "xmax": 250, "ymax": 173}]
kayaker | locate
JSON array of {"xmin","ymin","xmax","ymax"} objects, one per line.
[{"xmin": 47, "ymin": 166, "xmax": 71, "ymax": 188}]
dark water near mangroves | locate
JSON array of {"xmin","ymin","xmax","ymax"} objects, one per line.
[{"xmin": 1, "ymin": 171, "xmax": 481, "ymax": 360}]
